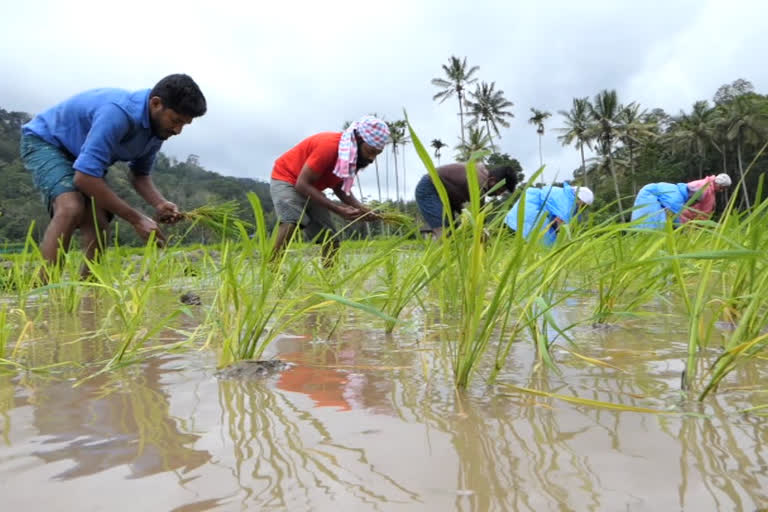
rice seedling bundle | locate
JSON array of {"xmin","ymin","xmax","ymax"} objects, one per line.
[{"xmin": 180, "ymin": 201, "xmax": 251, "ymax": 239}]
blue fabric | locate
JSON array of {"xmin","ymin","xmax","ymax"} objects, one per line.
[
  {"xmin": 630, "ymin": 182, "xmax": 689, "ymax": 229},
  {"xmin": 505, "ymin": 182, "xmax": 577, "ymax": 245},
  {"xmin": 22, "ymin": 88, "xmax": 162, "ymax": 177},
  {"xmin": 415, "ymin": 174, "xmax": 446, "ymax": 229},
  {"xmin": 19, "ymin": 134, "xmax": 78, "ymax": 214}
]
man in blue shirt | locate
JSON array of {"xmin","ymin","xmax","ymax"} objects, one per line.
[{"xmin": 20, "ymin": 73, "xmax": 207, "ymax": 272}]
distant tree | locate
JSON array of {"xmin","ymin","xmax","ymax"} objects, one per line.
[
  {"xmin": 455, "ymin": 126, "xmax": 491, "ymax": 162},
  {"xmin": 587, "ymin": 89, "xmax": 625, "ymax": 220},
  {"xmin": 668, "ymin": 100, "xmax": 719, "ymax": 179},
  {"xmin": 387, "ymin": 120, "xmax": 409, "ymax": 203},
  {"xmin": 617, "ymin": 102, "xmax": 656, "ymax": 195},
  {"xmin": 721, "ymin": 94, "xmax": 768, "ymax": 208},
  {"xmin": 714, "ymin": 78, "xmax": 755, "ymax": 106},
  {"xmin": 528, "ymin": 108, "xmax": 551, "ymax": 168},
  {"xmin": 431, "ymin": 56, "xmax": 480, "ymax": 144},
  {"xmin": 464, "ymin": 81, "xmax": 514, "ymax": 151},
  {"xmin": 557, "ymin": 97, "xmax": 593, "ymax": 189},
  {"xmin": 431, "ymin": 139, "xmax": 447, "ymax": 165}
]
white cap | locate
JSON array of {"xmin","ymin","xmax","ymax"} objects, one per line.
[
  {"xmin": 576, "ymin": 186, "xmax": 594, "ymax": 205},
  {"xmin": 715, "ymin": 173, "xmax": 732, "ymax": 187}
]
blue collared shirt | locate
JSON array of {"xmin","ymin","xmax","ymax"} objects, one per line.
[{"xmin": 22, "ymin": 88, "xmax": 163, "ymax": 177}]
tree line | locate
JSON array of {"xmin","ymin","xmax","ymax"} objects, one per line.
[{"xmin": 428, "ymin": 56, "xmax": 768, "ymax": 219}]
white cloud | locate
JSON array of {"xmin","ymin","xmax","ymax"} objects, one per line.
[{"xmin": 1, "ymin": 0, "xmax": 766, "ymax": 200}]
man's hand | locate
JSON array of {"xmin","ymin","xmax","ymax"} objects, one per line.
[
  {"xmin": 335, "ymin": 204, "xmax": 363, "ymax": 220},
  {"xmin": 133, "ymin": 215, "xmax": 167, "ymax": 247},
  {"xmin": 358, "ymin": 208, "xmax": 381, "ymax": 222},
  {"xmin": 155, "ymin": 200, "xmax": 183, "ymax": 224}
]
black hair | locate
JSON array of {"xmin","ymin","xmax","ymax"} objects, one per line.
[
  {"xmin": 489, "ymin": 165, "xmax": 519, "ymax": 193},
  {"xmin": 150, "ymin": 74, "xmax": 207, "ymax": 117}
]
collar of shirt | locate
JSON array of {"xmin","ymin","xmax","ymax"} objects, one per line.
[{"xmin": 139, "ymin": 89, "xmax": 152, "ymax": 130}]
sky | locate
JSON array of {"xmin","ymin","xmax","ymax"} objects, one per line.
[{"xmin": 1, "ymin": 0, "xmax": 766, "ymax": 201}]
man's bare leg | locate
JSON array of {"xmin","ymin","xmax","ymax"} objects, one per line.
[
  {"xmin": 272, "ymin": 222, "xmax": 297, "ymax": 263},
  {"xmin": 79, "ymin": 202, "xmax": 110, "ymax": 278},
  {"xmin": 38, "ymin": 192, "xmax": 85, "ymax": 282}
]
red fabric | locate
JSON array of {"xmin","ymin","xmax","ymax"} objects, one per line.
[
  {"xmin": 271, "ymin": 132, "xmax": 343, "ymax": 191},
  {"xmin": 680, "ymin": 175, "xmax": 716, "ymax": 223}
]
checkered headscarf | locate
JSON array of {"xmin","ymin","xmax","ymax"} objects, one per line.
[{"xmin": 333, "ymin": 115, "xmax": 389, "ymax": 194}]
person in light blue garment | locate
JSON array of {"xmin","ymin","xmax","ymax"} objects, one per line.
[
  {"xmin": 629, "ymin": 182, "xmax": 689, "ymax": 229},
  {"xmin": 630, "ymin": 175, "xmax": 732, "ymax": 229},
  {"xmin": 505, "ymin": 182, "xmax": 594, "ymax": 245}
]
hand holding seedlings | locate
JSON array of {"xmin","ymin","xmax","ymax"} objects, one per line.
[{"xmin": 155, "ymin": 200, "xmax": 183, "ymax": 224}]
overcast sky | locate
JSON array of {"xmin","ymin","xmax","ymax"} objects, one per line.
[{"xmin": 1, "ymin": 0, "xmax": 766, "ymax": 200}]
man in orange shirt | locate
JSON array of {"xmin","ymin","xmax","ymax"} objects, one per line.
[{"xmin": 270, "ymin": 115, "xmax": 389, "ymax": 262}]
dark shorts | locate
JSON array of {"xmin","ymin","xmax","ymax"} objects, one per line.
[
  {"xmin": 20, "ymin": 134, "xmax": 114, "ymax": 222},
  {"xmin": 270, "ymin": 179, "xmax": 336, "ymax": 241},
  {"xmin": 415, "ymin": 174, "xmax": 447, "ymax": 229},
  {"xmin": 19, "ymin": 134, "xmax": 79, "ymax": 215}
]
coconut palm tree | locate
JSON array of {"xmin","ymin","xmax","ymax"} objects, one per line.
[
  {"xmin": 387, "ymin": 120, "xmax": 409, "ymax": 203},
  {"xmin": 431, "ymin": 56, "xmax": 480, "ymax": 144},
  {"xmin": 464, "ymin": 81, "xmax": 514, "ymax": 151},
  {"xmin": 617, "ymin": 102, "xmax": 656, "ymax": 196},
  {"xmin": 528, "ymin": 108, "xmax": 551, "ymax": 168},
  {"xmin": 431, "ymin": 139, "xmax": 447, "ymax": 165},
  {"xmin": 455, "ymin": 126, "xmax": 491, "ymax": 162},
  {"xmin": 667, "ymin": 100, "xmax": 719, "ymax": 180},
  {"xmin": 587, "ymin": 90, "xmax": 625, "ymax": 220},
  {"xmin": 557, "ymin": 97, "xmax": 593, "ymax": 189},
  {"xmin": 721, "ymin": 95, "xmax": 768, "ymax": 209},
  {"xmin": 368, "ymin": 112, "xmax": 385, "ymax": 202}
]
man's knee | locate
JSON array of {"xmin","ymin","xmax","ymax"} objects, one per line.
[{"xmin": 52, "ymin": 194, "xmax": 85, "ymax": 225}]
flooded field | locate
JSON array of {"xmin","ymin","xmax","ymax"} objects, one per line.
[{"xmin": 1, "ymin": 294, "xmax": 766, "ymax": 511}]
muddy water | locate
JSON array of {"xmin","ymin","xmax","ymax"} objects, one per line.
[{"xmin": 0, "ymin": 300, "xmax": 766, "ymax": 511}]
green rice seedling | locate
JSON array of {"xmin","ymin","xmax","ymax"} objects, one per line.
[
  {"xmin": 374, "ymin": 208, "xmax": 414, "ymax": 228},
  {"xmin": 180, "ymin": 200, "xmax": 252, "ymax": 240},
  {"xmin": 66, "ymin": 235, "xmax": 185, "ymax": 374},
  {"xmin": 698, "ymin": 245, "xmax": 768, "ymax": 398},
  {"xmin": 408, "ymin": 112, "xmax": 554, "ymax": 388},
  {"xmin": 207, "ymin": 193, "xmax": 320, "ymax": 366},
  {"xmin": 500, "ymin": 383, "xmax": 674, "ymax": 414},
  {"xmin": 591, "ymin": 233, "xmax": 668, "ymax": 325},
  {"xmin": 0, "ymin": 305, "xmax": 10, "ymax": 361},
  {"xmin": 373, "ymin": 244, "xmax": 444, "ymax": 333},
  {"xmin": 5, "ymin": 225, "xmax": 45, "ymax": 304}
]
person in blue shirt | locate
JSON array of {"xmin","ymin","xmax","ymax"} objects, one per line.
[
  {"xmin": 20, "ymin": 74, "xmax": 207, "ymax": 272},
  {"xmin": 504, "ymin": 182, "xmax": 594, "ymax": 245}
]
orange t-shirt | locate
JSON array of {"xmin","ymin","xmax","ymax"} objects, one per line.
[{"xmin": 272, "ymin": 132, "xmax": 343, "ymax": 191}]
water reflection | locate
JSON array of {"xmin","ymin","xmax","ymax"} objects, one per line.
[
  {"xmin": 217, "ymin": 376, "xmax": 419, "ymax": 509},
  {"xmin": 0, "ymin": 292, "xmax": 766, "ymax": 511},
  {"xmin": 273, "ymin": 332, "xmax": 396, "ymax": 414},
  {"xmin": 676, "ymin": 400, "xmax": 768, "ymax": 510},
  {"xmin": 28, "ymin": 356, "xmax": 210, "ymax": 479}
]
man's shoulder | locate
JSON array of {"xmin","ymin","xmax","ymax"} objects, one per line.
[{"xmin": 305, "ymin": 132, "xmax": 342, "ymax": 145}]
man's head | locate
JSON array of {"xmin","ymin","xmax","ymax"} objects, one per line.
[
  {"xmin": 354, "ymin": 131, "xmax": 384, "ymax": 170},
  {"xmin": 714, "ymin": 173, "xmax": 732, "ymax": 192},
  {"xmin": 486, "ymin": 165, "xmax": 520, "ymax": 196},
  {"xmin": 351, "ymin": 116, "xmax": 389, "ymax": 172},
  {"xmin": 148, "ymin": 74, "xmax": 207, "ymax": 140}
]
